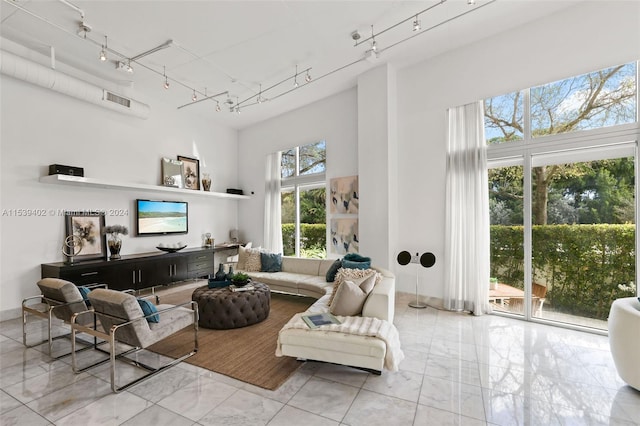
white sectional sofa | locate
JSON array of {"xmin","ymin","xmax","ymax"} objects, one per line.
[{"xmin": 240, "ymin": 256, "xmax": 396, "ymax": 373}]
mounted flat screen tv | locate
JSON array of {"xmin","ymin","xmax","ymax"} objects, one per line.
[{"xmin": 136, "ymin": 199, "xmax": 188, "ymax": 236}]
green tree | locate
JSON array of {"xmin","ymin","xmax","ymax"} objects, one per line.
[{"xmin": 486, "ymin": 63, "xmax": 636, "ymax": 224}]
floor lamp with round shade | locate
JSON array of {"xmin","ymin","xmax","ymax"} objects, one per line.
[{"xmin": 397, "ymin": 251, "xmax": 436, "ymax": 309}]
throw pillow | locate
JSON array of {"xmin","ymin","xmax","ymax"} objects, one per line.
[
  {"xmin": 328, "ymin": 268, "xmax": 381, "ymax": 306},
  {"xmin": 325, "ymin": 258, "xmax": 342, "ymax": 282},
  {"xmin": 78, "ymin": 286, "xmax": 91, "ymax": 306},
  {"xmin": 244, "ymin": 249, "xmax": 262, "ymax": 272},
  {"xmin": 261, "ymin": 252, "xmax": 282, "ymax": 272},
  {"xmin": 342, "ymin": 259, "xmax": 371, "ymax": 270},
  {"xmin": 137, "ymin": 299, "xmax": 160, "ymax": 323},
  {"xmin": 237, "ymin": 245, "xmax": 252, "ymax": 270},
  {"xmin": 329, "ymin": 280, "xmax": 369, "ymax": 316},
  {"xmin": 343, "ymin": 253, "xmax": 371, "ymax": 263}
]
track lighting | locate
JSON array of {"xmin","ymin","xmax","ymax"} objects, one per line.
[
  {"xmin": 370, "ymin": 25, "xmax": 377, "ymax": 51},
  {"xmin": 215, "ymin": 101, "xmax": 221, "ymax": 112},
  {"xmin": 192, "ymin": 89, "xmax": 197, "ymax": 102},
  {"xmin": 468, "ymin": 0, "xmax": 475, "ymax": 4},
  {"xmin": 293, "ymin": 65, "xmax": 299, "ymax": 88},
  {"xmin": 413, "ymin": 15, "xmax": 421, "ymax": 32},
  {"xmin": 305, "ymin": 70, "xmax": 312, "ymax": 83},
  {"xmin": 126, "ymin": 60, "xmax": 133, "ymax": 73},
  {"xmin": 257, "ymin": 84, "xmax": 263, "ymax": 103},
  {"xmin": 163, "ymin": 66, "xmax": 169, "ymax": 89},
  {"xmin": 99, "ymin": 35, "xmax": 107, "ymax": 61}
]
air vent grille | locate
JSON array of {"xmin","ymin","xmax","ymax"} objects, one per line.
[{"xmin": 105, "ymin": 91, "xmax": 131, "ymax": 108}]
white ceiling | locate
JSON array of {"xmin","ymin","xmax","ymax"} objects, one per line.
[{"xmin": 1, "ymin": 0, "xmax": 583, "ymax": 129}]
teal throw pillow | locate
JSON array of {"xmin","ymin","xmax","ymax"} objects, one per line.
[
  {"xmin": 326, "ymin": 259, "xmax": 342, "ymax": 282},
  {"xmin": 137, "ymin": 299, "xmax": 160, "ymax": 323},
  {"xmin": 342, "ymin": 259, "xmax": 371, "ymax": 270},
  {"xmin": 260, "ymin": 252, "xmax": 282, "ymax": 272},
  {"xmin": 343, "ymin": 253, "xmax": 371, "ymax": 263},
  {"xmin": 78, "ymin": 286, "xmax": 91, "ymax": 306}
]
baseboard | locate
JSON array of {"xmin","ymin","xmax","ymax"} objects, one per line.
[{"xmin": 1, "ymin": 307, "xmax": 22, "ymax": 322}]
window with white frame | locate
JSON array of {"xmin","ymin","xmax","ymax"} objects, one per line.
[
  {"xmin": 280, "ymin": 141, "xmax": 326, "ymax": 258},
  {"xmin": 485, "ymin": 61, "xmax": 638, "ymax": 331}
]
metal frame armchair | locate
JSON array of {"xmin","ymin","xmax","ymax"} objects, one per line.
[
  {"xmin": 22, "ymin": 278, "xmax": 107, "ymax": 358},
  {"xmin": 71, "ymin": 288, "xmax": 198, "ymax": 393}
]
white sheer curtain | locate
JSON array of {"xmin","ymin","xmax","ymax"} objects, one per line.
[
  {"xmin": 444, "ymin": 101, "xmax": 491, "ymax": 315},
  {"xmin": 264, "ymin": 152, "xmax": 283, "ymax": 254}
]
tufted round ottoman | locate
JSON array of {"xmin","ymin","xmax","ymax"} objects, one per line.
[{"xmin": 192, "ymin": 282, "xmax": 271, "ymax": 329}]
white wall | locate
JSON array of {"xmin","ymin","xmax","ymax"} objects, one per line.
[
  {"xmin": 0, "ymin": 55, "xmax": 240, "ymax": 317},
  {"xmin": 237, "ymin": 1, "xmax": 640, "ymax": 301},
  {"xmin": 237, "ymin": 88, "xmax": 358, "ymax": 249}
]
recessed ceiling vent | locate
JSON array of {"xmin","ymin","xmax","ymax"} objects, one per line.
[
  {"xmin": 0, "ymin": 49, "xmax": 149, "ymax": 119},
  {"xmin": 105, "ymin": 91, "xmax": 131, "ymax": 108}
]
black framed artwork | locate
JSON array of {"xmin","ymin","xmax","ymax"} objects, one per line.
[{"xmin": 64, "ymin": 211, "xmax": 107, "ymax": 262}]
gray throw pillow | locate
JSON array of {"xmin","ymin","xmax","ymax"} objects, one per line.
[{"xmin": 329, "ymin": 274, "xmax": 377, "ymax": 316}]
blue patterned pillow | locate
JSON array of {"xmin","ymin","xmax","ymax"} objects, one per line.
[
  {"xmin": 260, "ymin": 252, "xmax": 282, "ymax": 272},
  {"xmin": 326, "ymin": 259, "xmax": 342, "ymax": 282},
  {"xmin": 342, "ymin": 259, "xmax": 371, "ymax": 270},
  {"xmin": 137, "ymin": 299, "xmax": 160, "ymax": 323},
  {"xmin": 78, "ymin": 286, "xmax": 91, "ymax": 306}
]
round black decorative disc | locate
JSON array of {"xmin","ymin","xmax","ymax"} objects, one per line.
[
  {"xmin": 397, "ymin": 250, "xmax": 412, "ymax": 265},
  {"xmin": 420, "ymin": 252, "xmax": 436, "ymax": 268}
]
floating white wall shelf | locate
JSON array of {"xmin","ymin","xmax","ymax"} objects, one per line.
[{"xmin": 39, "ymin": 174, "xmax": 250, "ymax": 200}]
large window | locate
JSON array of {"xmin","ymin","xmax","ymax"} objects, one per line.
[
  {"xmin": 280, "ymin": 141, "xmax": 327, "ymax": 258},
  {"xmin": 486, "ymin": 61, "xmax": 638, "ymax": 332},
  {"xmin": 485, "ymin": 62, "xmax": 637, "ymax": 145}
]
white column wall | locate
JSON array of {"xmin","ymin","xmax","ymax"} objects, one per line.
[{"xmin": 357, "ymin": 64, "xmax": 397, "ymax": 270}]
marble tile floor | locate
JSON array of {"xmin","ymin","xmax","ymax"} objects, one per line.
[{"xmin": 1, "ymin": 292, "xmax": 638, "ymax": 425}]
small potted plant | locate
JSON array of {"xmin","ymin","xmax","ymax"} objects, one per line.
[
  {"xmin": 230, "ymin": 272, "xmax": 250, "ymax": 286},
  {"xmin": 102, "ymin": 225, "xmax": 129, "ymax": 260}
]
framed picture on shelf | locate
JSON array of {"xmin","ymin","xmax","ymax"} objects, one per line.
[
  {"xmin": 178, "ymin": 155, "xmax": 200, "ymax": 190},
  {"xmin": 161, "ymin": 157, "xmax": 184, "ymax": 188},
  {"xmin": 64, "ymin": 211, "xmax": 107, "ymax": 262}
]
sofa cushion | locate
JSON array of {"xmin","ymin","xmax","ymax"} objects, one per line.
[
  {"xmin": 282, "ymin": 257, "xmax": 322, "ymax": 275},
  {"xmin": 329, "ymin": 268, "xmax": 380, "ymax": 306},
  {"xmin": 342, "ymin": 259, "xmax": 371, "ymax": 270},
  {"xmin": 260, "ymin": 252, "xmax": 282, "ymax": 272},
  {"xmin": 329, "ymin": 280, "xmax": 368, "ymax": 316},
  {"xmin": 325, "ymin": 259, "xmax": 342, "ymax": 282},
  {"xmin": 245, "ymin": 249, "xmax": 262, "ymax": 272},
  {"xmin": 237, "ymin": 245, "xmax": 252, "ymax": 270}
]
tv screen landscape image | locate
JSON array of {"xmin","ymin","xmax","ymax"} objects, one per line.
[{"xmin": 136, "ymin": 199, "xmax": 188, "ymax": 236}]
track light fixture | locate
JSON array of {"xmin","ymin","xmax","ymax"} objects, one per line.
[
  {"xmin": 192, "ymin": 89, "xmax": 197, "ymax": 102},
  {"xmin": 99, "ymin": 35, "xmax": 107, "ymax": 61},
  {"xmin": 468, "ymin": 0, "xmax": 476, "ymax": 4},
  {"xmin": 126, "ymin": 59, "xmax": 133, "ymax": 73},
  {"xmin": 215, "ymin": 101, "xmax": 221, "ymax": 112},
  {"xmin": 370, "ymin": 25, "xmax": 377, "ymax": 51},
  {"xmin": 257, "ymin": 84, "xmax": 264, "ymax": 103},
  {"xmin": 413, "ymin": 15, "xmax": 421, "ymax": 32},
  {"xmin": 305, "ymin": 70, "xmax": 312, "ymax": 83},
  {"xmin": 163, "ymin": 66, "xmax": 169, "ymax": 89},
  {"xmin": 293, "ymin": 65, "xmax": 299, "ymax": 88}
]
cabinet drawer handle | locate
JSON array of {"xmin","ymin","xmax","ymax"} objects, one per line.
[
  {"xmin": 132, "ymin": 271, "xmax": 136, "ymax": 283},
  {"xmin": 138, "ymin": 270, "xmax": 142, "ymax": 282},
  {"xmin": 81, "ymin": 272, "xmax": 98, "ymax": 276},
  {"xmin": 195, "ymin": 255, "xmax": 207, "ymax": 260}
]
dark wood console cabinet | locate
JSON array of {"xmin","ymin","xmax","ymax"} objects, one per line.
[{"xmin": 41, "ymin": 247, "xmax": 228, "ymax": 292}]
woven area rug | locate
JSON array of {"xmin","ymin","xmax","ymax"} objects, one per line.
[{"xmin": 148, "ymin": 285, "xmax": 315, "ymax": 390}]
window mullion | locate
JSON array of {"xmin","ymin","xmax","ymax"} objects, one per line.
[{"xmin": 523, "ymin": 88, "xmax": 531, "ymax": 142}]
